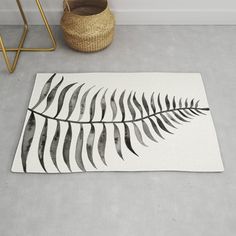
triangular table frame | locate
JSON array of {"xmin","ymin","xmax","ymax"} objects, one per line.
[{"xmin": 0, "ymin": 0, "xmax": 57, "ymax": 73}]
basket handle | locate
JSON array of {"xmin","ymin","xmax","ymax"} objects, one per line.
[{"xmin": 63, "ymin": 0, "xmax": 71, "ymax": 12}]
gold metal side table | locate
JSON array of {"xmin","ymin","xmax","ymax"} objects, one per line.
[{"xmin": 0, "ymin": 0, "xmax": 57, "ymax": 73}]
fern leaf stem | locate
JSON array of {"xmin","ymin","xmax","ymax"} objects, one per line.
[{"xmin": 28, "ymin": 107, "xmax": 209, "ymax": 125}]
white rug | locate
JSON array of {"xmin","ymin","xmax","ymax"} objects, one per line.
[{"xmin": 12, "ymin": 73, "xmax": 224, "ymax": 173}]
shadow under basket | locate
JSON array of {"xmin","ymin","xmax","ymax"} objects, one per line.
[{"xmin": 61, "ymin": 0, "xmax": 115, "ymax": 52}]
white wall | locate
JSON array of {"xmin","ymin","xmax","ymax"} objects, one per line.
[{"xmin": 1, "ymin": 0, "xmax": 236, "ymax": 25}]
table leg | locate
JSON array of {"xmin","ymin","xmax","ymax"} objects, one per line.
[{"xmin": 0, "ymin": 0, "xmax": 57, "ymax": 73}]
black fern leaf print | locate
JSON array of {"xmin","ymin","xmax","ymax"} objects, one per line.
[{"xmin": 21, "ymin": 74, "xmax": 210, "ymax": 173}]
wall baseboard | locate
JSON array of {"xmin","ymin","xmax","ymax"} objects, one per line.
[{"xmin": 1, "ymin": 9, "xmax": 236, "ymax": 25}]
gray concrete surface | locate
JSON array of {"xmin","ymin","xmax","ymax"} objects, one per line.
[{"xmin": 0, "ymin": 26, "xmax": 236, "ymax": 236}]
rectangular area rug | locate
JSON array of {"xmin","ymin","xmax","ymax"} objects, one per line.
[{"xmin": 12, "ymin": 73, "xmax": 224, "ymax": 173}]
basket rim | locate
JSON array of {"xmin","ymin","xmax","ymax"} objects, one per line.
[{"xmin": 64, "ymin": 1, "xmax": 109, "ymax": 18}]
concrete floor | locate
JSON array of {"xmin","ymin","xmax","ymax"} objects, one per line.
[{"xmin": 0, "ymin": 26, "xmax": 236, "ymax": 236}]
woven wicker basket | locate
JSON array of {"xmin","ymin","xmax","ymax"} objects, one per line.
[{"xmin": 61, "ymin": 0, "xmax": 115, "ymax": 52}]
